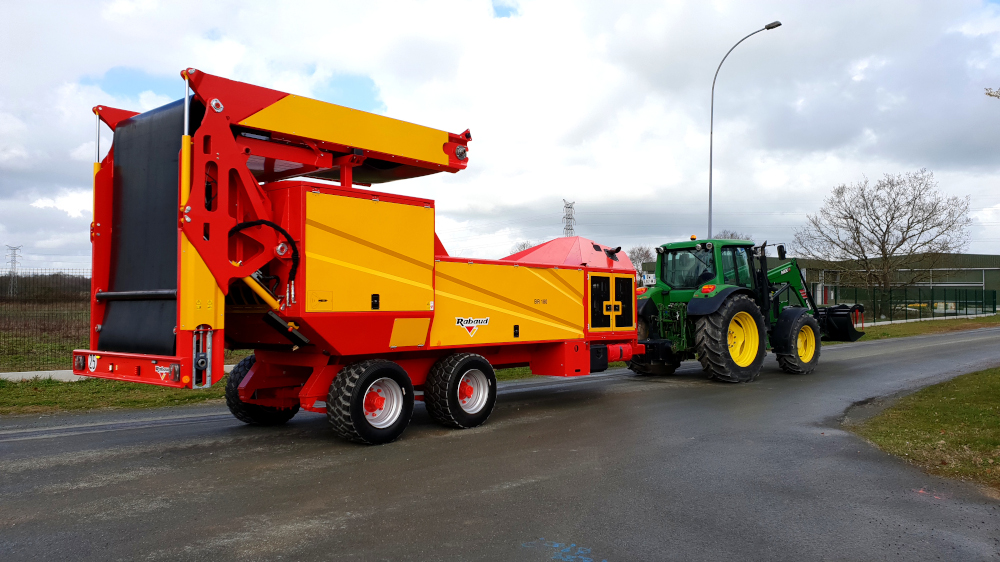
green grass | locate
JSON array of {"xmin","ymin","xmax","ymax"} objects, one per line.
[
  {"xmin": 828, "ymin": 313, "xmax": 1000, "ymax": 345},
  {"xmin": 852, "ymin": 366, "xmax": 1000, "ymax": 491},
  {"xmin": 0, "ymin": 375, "xmax": 228, "ymax": 415}
]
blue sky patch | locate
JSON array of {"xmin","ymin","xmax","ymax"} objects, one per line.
[
  {"xmin": 80, "ymin": 66, "xmax": 186, "ymax": 100},
  {"xmin": 492, "ymin": 1, "xmax": 518, "ymax": 18},
  {"xmin": 312, "ymin": 74, "xmax": 385, "ymax": 114}
]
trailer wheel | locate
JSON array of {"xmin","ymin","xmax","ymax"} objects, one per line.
[
  {"xmin": 695, "ymin": 294, "xmax": 766, "ymax": 383},
  {"xmin": 327, "ymin": 360, "xmax": 414, "ymax": 445},
  {"xmin": 776, "ymin": 314, "xmax": 821, "ymax": 374},
  {"xmin": 425, "ymin": 353, "xmax": 497, "ymax": 429},
  {"xmin": 225, "ymin": 355, "xmax": 299, "ymax": 426}
]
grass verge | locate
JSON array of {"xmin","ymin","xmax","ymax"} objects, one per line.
[
  {"xmin": 0, "ymin": 376, "xmax": 227, "ymax": 416},
  {"xmin": 828, "ymin": 314, "xmax": 1000, "ymax": 345},
  {"xmin": 851, "ymin": 366, "xmax": 1000, "ymax": 491},
  {"xmin": 0, "ymin": 362, "xmax": 630, "ymax": 415}
]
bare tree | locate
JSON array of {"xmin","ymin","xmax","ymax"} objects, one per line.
[
  {"xmin": 510, "ymin": 240, "xmax": 535, "ymax": 254},
  {"xmin": 986, "ymin": 87, "xmax": 1000, "ymax": 99},
  {"xmin": 714, "ymin": 229, "xmax": 754, "ymax": 241},
  {"xmin": 794, "ymin": 169, "xmax": 971, "ymax": 317},
  {"xmin": 627, "ymin": 245, "xmax": 655, "ymax": 268}
]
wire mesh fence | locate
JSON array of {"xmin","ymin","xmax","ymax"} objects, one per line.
[
  {"xmin": 0, "ymin": 269, "xmax": 91, "ymax": 372},
  {"xmin": 826, "ymin": 287, "xmax": 998, "ymax": 324}
]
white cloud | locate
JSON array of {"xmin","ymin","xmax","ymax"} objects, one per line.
[{"xmin": 31, "ymin": 190, "xmax": 92, "ymax": 218}]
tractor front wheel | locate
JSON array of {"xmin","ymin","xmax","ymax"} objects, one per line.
[
  {"xmin": 225, "ymin": 355, "xmax": 300, "ymax": 426},
  {"xmin": 777, "ymin": 314, "xmax": 821, "ymax": 374},
  {"xmin": 327, "ymin": 360, "xmax": 414, "ymax": 444},
  {"xmin": 425, "ymin": 353, "xmax": 497, "ymax": 429},
  {"xmin": 695, "ymin": 294, "xmax": 767, "ymax": 383}
]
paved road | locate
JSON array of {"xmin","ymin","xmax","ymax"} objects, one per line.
[{"xmin": 2, "ymin": 329, "xmax": 1000, "ymax": 561}]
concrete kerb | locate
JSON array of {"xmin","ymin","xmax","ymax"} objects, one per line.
[{"xmin": 0, "ymin": 364, "xmax": 237, "ymax": 383}]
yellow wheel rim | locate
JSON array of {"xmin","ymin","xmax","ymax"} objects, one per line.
[
  {"xmin": 727, "ymin": 311, "xmax": 759, "ymax": 367},
  {"xmin": 797, "ymin": 324, "xmax": 816, "ymax": 363}
]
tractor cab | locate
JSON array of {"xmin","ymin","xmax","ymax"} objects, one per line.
[{"xmin": 653, "ymin": 239, "xmax": 757, "ymax": 306}]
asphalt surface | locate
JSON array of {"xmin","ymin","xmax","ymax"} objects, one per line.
[{"xmin": 2, "ymin": 328, "xmax": 1000, "ymax": 561}]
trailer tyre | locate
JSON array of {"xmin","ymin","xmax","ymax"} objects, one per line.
[
  {"xmin": 425, "ymin": 353, "xmax": 497, "ymax": 429},
  {"xmin": 695, "ymin": 294, "xmax": 767, "ymax": 383},
  {"xmin": 225, "ymin": 355, "xmax": 299, "ymax": 426},
  {"xmin": 776, "ymin": 314, "xmax": 821, "ymax": 374},
  {"xmin": 327, "ymin": 360, "xmax": 414, "ymax": 445}
]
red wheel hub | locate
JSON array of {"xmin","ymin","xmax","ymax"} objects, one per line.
[
  {"xmin": 364, "ymin": 388, "xmax": 385, "ymax": 415},
  {"xmin": 459, "ymin": 380, "xmax": 474, "ymax": 402}
]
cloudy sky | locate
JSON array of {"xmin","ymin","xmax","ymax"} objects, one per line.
[{"xmin": 1, "ymin": 0, "xmax": 999, "ymax": 269}]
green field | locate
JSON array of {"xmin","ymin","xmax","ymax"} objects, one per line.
[
  {"xmin": 0, "ymin": 302, "xmax": 89, "ymax": 372},
  {"xmin": 852, "ymin": 366, "xmax": 1000, "ymax": 491}
]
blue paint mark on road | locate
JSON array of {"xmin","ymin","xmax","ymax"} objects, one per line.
[{"xmin": 522, "ymin": 538, "xmax": 609, "ymax": 562}]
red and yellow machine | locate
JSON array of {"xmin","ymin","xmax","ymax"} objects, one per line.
[{"xmin": 73, "ymin": 69, "xmax": 641, "ymax": 444}]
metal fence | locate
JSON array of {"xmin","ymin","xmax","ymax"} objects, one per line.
[
  {"xmin": 0, "ymin": 269, "xmax": 91, "ymax": 372},
  {"xmin": 825, "ymin": 286, "xmax": 997, "ymax": 323}
]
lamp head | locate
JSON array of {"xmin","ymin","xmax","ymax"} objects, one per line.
[{"xmin": 764, "ymin": 21, "xmax": 782, "ymax": 30}]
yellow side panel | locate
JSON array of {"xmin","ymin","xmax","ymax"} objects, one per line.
[
  {"xmin": 389, "ymin": 318, "xmax": 431, "ymax": 347},
  {"xmin": 239, "ymin": 95, "xmax": 450, "ymax": 166},
  {"xmin": 179, "ymin": 233, "xmax": 225, "ymax": 330},
  {"xmin": 430, "ymin": 262, "xmax": 585, "ymax": 347},
  {"xmin": 305, "ymin": 192, "xmax": 434, "ymax": 312}
]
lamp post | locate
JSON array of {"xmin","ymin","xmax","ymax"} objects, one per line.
[{"xmin": 708, "ymin": 20, "xmax": 781, "ymax": 239}]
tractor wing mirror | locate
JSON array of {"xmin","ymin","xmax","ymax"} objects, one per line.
[{"xmin": 777, "ymin": 245, "xmax": 786, "ymax": 260}]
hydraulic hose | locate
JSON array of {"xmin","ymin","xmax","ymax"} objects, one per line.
[{"xmin": 228, "ymin": 220, "xmax": 300, "ymax": 282}]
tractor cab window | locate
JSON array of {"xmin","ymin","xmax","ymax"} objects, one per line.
[
  {"xmin": 721, "ymin": 246, "xmax": 754, "ymax": 288},
  {"xmin": 661, "ymin": 249, "xmax": 715, "ymax": 289}
]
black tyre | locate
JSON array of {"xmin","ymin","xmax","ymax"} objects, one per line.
[
  {"xmin": 628, "ymin": 318, "xmax": 680, "ymax": 376},
  {"xmin": 327, "ymin": 360, "xmax": 414, "ymax": 444},
  {"xmin": 225, "ymin": 355, "xmax": 299, "ymax": 425},
  {"xmin": 777, "ymin": 314, "xmax": 821, "ymax": 374},
  {"xmin": 425, "ymin": 353, "xmax": 497, "ymax": 429},
  {"xmin": 695, "ymin": 294, "xmax": 767, "ymax": 383}
]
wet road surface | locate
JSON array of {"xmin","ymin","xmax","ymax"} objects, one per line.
[{"xmin": 2, "ymin": 328, "xmax": 1000, "ymax": 561}]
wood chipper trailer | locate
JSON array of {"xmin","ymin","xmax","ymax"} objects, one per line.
[{"xmin": 72, "ymin": 68, "xmax": 641, "ymax": 444}]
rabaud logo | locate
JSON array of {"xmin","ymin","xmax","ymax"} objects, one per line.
[{"xmin": 456, "ymin": 317, "xmax": 490, "ymax": 337}]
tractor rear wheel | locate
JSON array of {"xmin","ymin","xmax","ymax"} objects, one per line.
[
  {"xmin": 628, "ymin": 318, "xmax": 681, "ymax": 376},
  {"xmin": 695, "ymin": 294, "xmax": 767, "ymax": 383},
  {"xmin": 225, "ymin": 355, "xmax": 299, "ymax": 426},
  {"xmin": 777, "ymin": 314, "xmax": 821, "ymax": 374},
  {"xmin": 425, "ymin": 353, "xmax": 497, "ymax": 429},
  {"xmin": 327, "ymin": 360, "xmax": 414, "ymax": 444}
]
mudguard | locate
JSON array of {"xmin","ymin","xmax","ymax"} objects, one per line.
[
  {"xmin": 636, "ymin": 297, "xmax": 657, "ymax": 322},
  {"xmin": 770, "ymin": 306, "xmax": 811, "ymax": 354},
  {"xmin": 687, "ymin": 286, "xmax": 755, "ymax": 316}
]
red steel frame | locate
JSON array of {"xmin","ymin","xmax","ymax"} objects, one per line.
[{"xmin": 74, "ymin": 69, "xmax": 641, "ymax": 410}]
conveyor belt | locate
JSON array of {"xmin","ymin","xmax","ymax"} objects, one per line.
[{"xmin": 97, "ymin": 99, "xmax": 204, "ymax": 355}]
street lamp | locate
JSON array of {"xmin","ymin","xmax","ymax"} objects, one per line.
[{"xmin": 707, "ymin": 20, "xmax": 781, "ymax": 239}]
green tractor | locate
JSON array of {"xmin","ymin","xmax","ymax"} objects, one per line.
[{"xmin": 630, "ymin": 238, "xmax": 864, "ymax": 382}]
